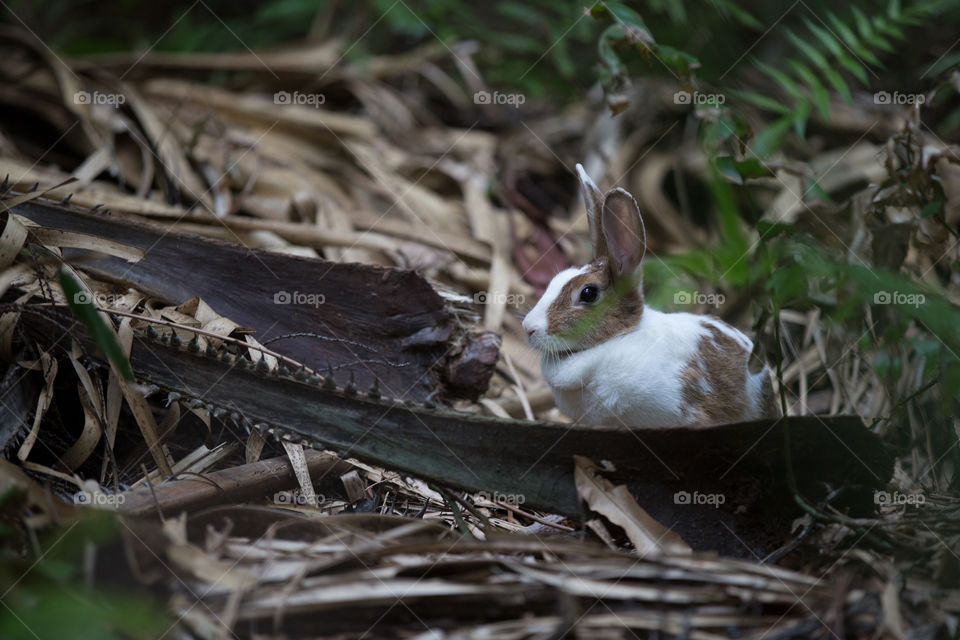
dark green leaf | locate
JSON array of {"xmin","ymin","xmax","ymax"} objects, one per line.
[
  {"xmin": 750, "ymin": 117, "xmax": 792, "ymax": 158},
  {"xmin": 59, "ymin": 268, "xmax": 134, "ymax": 381},
  {"xmin": 920, "ymin": 200, "xmax": 943, "ymax": 217},
  {"xmin": 715, "ymin": 156, "xmax": 743, "ymax": 184},
  {"xmin": 755, "ymin": 59, "xmax": 804, "ymax": 99},
  {"xmin": 653, "ymin": 44, "xmax": 700, "ymax": 77},
  {"xmin": 804, "ymin": 19, "xmax": 843, "ymax": 57},
  {"xmin": 727, "ymin": 88, "xmax": 793, "ymax": 115},
  {"xmin": 788, "ymin": 60, "xmax": 830, "ymax": 118},
  {"xmin": 787, "ymin": 29, "xmax": 830, "ymax": 70},
  {"xmin": 823, "ymin": 65, "xmax": 852, "ymax": 102},
  {"xmin": 837, "ymin": 53, "xmax": 869, "ymax": 84}
]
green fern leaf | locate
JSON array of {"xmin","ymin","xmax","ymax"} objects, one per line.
[
  {"xmin": 873, "ymin": 16, "xmax": 906, "ymax": 40},
  {"xmin": 803, "ymin": 19, "xmax": 843, "ymax": 58},
  {"xmin": 750, "ymin": 117, "xmax": 792, "ymax": 158},
  {"xmin": 786, "ymin": 29, "xmax": 831, "ymax": 70},
  {"xmin": 727, "ymin": 89, "xmax": 793, "ymax": 115},
  {"xmin": 823, "ymin": 65, "xmax": 852, "ymax": 102},
  {"xmin": 755, "ymin": 59, "xmax": 804, "ymax": 99},
  {"xmin": 827, "ymin": 11, "xmax": 882, "ymax": 66},
  {"xmin": 788, "ymin": 59, "xmax": 830, "ymax": 118},
  {"xmin": 838, "ymin": 53, "xmax": 870, "ymax": 84},
  {"xmin": 852, "ymin": 7, "xmax": 875, "ymax": 40}
]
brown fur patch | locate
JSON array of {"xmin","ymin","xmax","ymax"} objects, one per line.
[
  {"xmin": 545, "ymin": 261, "xmax": 643, "ymax": 349},
  {"xmin": 680, "ymin": 322, "xmax": 750, "ymax": 424}
]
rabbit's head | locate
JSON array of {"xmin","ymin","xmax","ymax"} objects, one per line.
[{"xmin": 522, "ymin": 165, "xmax": 647, "ymax": 354}]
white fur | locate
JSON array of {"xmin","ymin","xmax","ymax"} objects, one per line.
[{"xmin": 525, "ymin": 304, "xmax": 771, "ymax": 429}]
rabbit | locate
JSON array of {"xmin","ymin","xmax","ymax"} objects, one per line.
[{"xmin": 521, "ymin": 164, "xmax": 781, "ymax": 429}]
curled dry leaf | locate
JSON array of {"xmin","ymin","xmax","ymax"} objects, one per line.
[{"xmin": 574, "ymin": 455, "xmax": 691, "ymax": 556}]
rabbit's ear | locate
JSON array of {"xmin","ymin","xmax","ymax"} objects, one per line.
[
  {"xmin": 601, "ymin": 188, "xmax": 646, "ymax": 280},
  {"xmin": 576, "ymin": 164, "xmax": 607, "ymax": 261}
]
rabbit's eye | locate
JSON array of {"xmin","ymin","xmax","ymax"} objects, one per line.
[{"xmin": 579, "ymin": 285, "xmax": 599, "ymax": 304}]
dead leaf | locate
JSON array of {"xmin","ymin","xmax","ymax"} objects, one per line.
[{"xmin": 574, "ymin": 455, "xmax": 691, "ymax": 556}]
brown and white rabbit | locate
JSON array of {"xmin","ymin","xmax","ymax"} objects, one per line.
[{"xmin": 521, "ymin": 164, "xmax": 781, "ymax": 428}]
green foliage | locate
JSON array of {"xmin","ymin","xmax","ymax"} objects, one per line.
[
  {"xmin": 591, "ymin": 0, "xmax": 957, "ymax": 159},
  {"xmin": 739, "ymin": 0, "xmax": 944, "ymax": 145},
  {"xmin": 59, "ymin": 267, "xmax": 134, "ymax": 381},
  {"xmin": 600, "ymin": 1, "xmax": 960, "ymax": 433},
  {"xmin": 0, "ymin": 510, "xmax": 167, "ymax": 640},
  {"xmin": 643, "ymin": 168, "xmax": 960, "ymax": 419},
  {"xmin": 4, "ymin": 0, "xmax": 599, "ymax": 99}
]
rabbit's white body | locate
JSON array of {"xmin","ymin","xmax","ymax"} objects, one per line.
[
  {"xmin": 539, "ymin": 303, "xmax": 769, "ymax": 428},
  {"xmin": 523, "ymin": 164, "xmax": 779, "ymax": 428}
]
